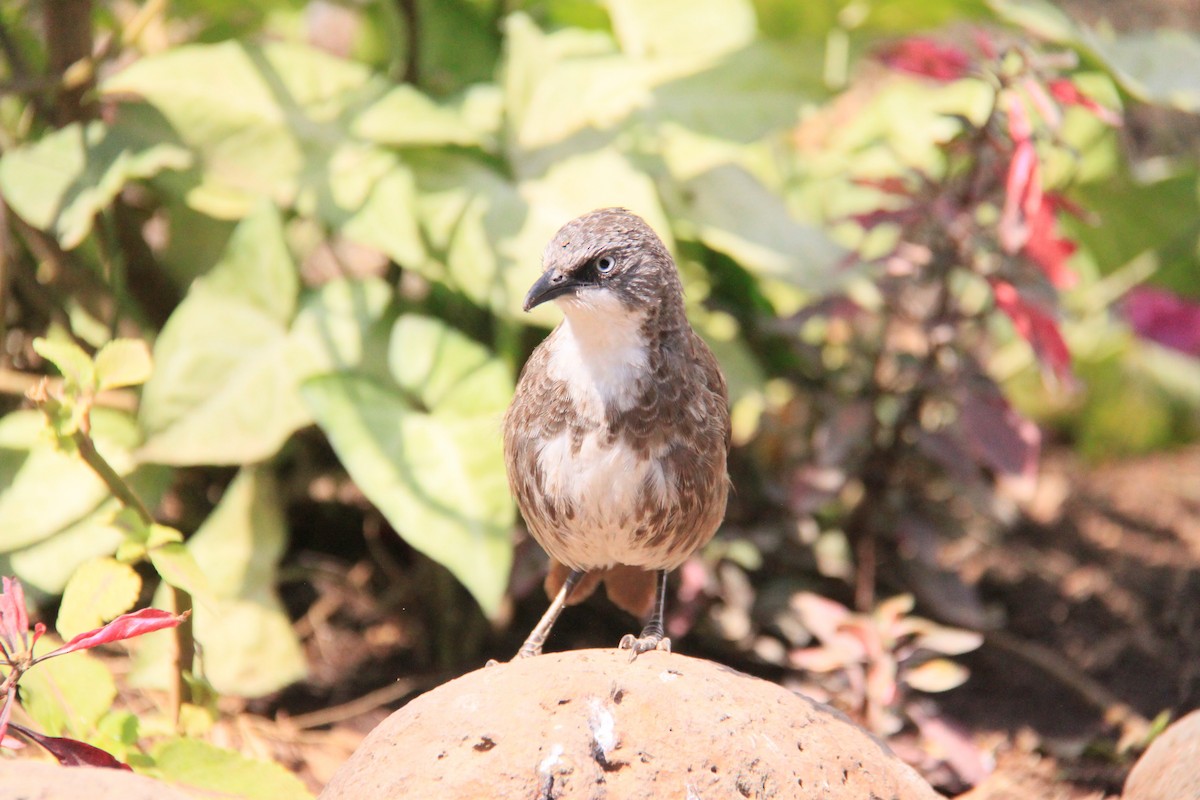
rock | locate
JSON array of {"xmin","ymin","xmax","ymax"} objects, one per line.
[
  {"xmin": 0, "ymin": 760, "xmax": 193, "ymax": 800},
  {"xmin": 320, "ymin": 649, "xmax": 938, "ymax": 800},
  {"xmin": 1123, "ymin": 708, "xmax": 1200, "ymax": 800}
]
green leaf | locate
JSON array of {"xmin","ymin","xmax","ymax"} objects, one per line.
[
  {"xmin": 22, "ymin": 638, "xmax": 116, "ymax": 737},
  {"xmin": 102, "ymin": 41, "xmax": 381, "ymax": 217},
  {"xmin": 1092, "ymin": 31, "xmax": 1200, "ymax": 113},
  {"xmin": 56, "ymin": 557, "xmax": 142, "ymax": 640},
  {"xmin": 150, "ymin": 738, "xmax": 313, "ymax": 800},
  {"xmin": 605, "ymin": 0, "xmax": 756, "ymax": 64},
  {"xmin": 502, "ymin": 13, "xmax": 648, "ymax": 154},
  {"xmin": 0, "ymin": 120, "xmax": 190, "ymax": 248},
  {"xmin": 411, "ymin": 151, "xmax": 527, "ymax": 313},
  {"xmin": 352, "ymin": 83, "xmax": 501, "ymax": 148},
  {"xmin": 149, "ymin": 541, "xmax": 217, "ymax": 609},
  {"xmin": 138, "ymin": 468, "xmax": 305, "ymax": 697},
  {"xmin": 2, "ymin": 465, "xmax": 172, "ymax": 595},
  {"xmin": 94, "ymin": 339, "xmax": 154, "ymax": 391},
  {"xmin": 0, "ymin": 409, "xmax": 140, "ymax": 553},
  {"xmin": 302, "ymin": 374, "xmax": 514, "ymax": 617},
  {"xmin": 669, "ymin": 162, "xmax": 849, "ymax": 297},
  {"xmin": 137, "ymin": 206, "xmax": 299, "ymax": 464},
  {"xmin": 32, "ymin": 337, "xmax": 95, "ymax": 392},
  {"xmin": 138, "ymin": 201, "xmax": 390, "ymax": 465},
  {"xmin": 321, "ymin": 146, "xmax": 425, "ymax": 267},
  {"xmin": 389, "ymin": 316, "xmax": 512, "ymax": 415}
]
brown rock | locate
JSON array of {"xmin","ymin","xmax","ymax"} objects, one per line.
[
  {"xmin": 1123, "ymin": 708, "xmax": 1200, "ymax": 800},
  {"xmin": 320, "ymin": 649, "xmax": 938, "ymax": 800},
  {"xmin": 0, "ymin": 760, "xmax": 193, "ymax": 800}
]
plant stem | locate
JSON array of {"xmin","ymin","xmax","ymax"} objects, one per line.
[
  {"xmin": 70, "ymin": 427, "xmax": 196, "ymax": 718},
  {"xmin": 72, "ymin": 430, "xmax": 154, "ymax": 526}
]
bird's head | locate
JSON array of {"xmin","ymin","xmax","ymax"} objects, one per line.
[{"xmin": 523, "ymin": 208, "xmax": 681, "ymax": 317}]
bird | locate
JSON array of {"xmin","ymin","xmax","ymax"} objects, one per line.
[{"xmin": 503, "ymin": 207, "xmax": 730, "ymax": 660}]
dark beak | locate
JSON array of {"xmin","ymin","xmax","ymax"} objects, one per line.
[{"xmin": 523, "ymin": 270, "xmax": 583, "ymax": 312}]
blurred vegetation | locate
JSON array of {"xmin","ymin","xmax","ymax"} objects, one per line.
[{"xmin": 0, "ymin": 0, "xmax": 1198, "ymax": 791}]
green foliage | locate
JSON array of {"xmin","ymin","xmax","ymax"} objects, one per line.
[
  {"xmin": 21, "ymin": 638, "xmax": 117, "ymax": 739},
  {"xmin": 133, "ymin": 467, "xmax": 304, "ymax": 696},
  {"xmin": 55, "ymin": 557, "xmax": 142, "ymax": 640},
  {"xmin": 150, "ymin": 738, "xmax": 313, "ymax": 800}
]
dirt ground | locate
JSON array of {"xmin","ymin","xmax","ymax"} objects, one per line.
[
  {"xmin": 231, "ymin": 444, "xmax": 1199, "ymax": 798},
  {"xmin": 944, "ymin": 445, "xmax": 1200, "ymax": 799}
]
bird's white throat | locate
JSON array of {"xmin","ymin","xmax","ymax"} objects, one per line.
[{"xmin": 548, "ymin": 292, "xmax": 650, "ymax": 417}]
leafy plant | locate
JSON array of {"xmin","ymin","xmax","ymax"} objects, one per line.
[
  {"xmin": 0, "ymin": 575, "xmax": 186, "ymax": 767},
  {"xmin": 789, "ymin": 592, "xmax": 981, "ymax": 735}
]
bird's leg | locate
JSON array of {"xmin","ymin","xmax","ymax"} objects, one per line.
[
  {"xmin": 515, "ymin": 569, "xmax": 583, "ymax": 659},
  {"xmin": 619, "ymin": 569, "xmax": 671, "ymax": 661}
]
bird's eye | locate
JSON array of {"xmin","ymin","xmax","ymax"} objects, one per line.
[{"xmin": 596, "ymin": 255, "xmax": 616, "ymax": 274}]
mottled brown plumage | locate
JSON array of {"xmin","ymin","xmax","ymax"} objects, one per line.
[{"xmin": 503, "ymin": 208, "xmax": 730, "ymax": 659}]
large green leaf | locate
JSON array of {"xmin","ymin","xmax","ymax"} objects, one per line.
[
  {"xmin": 138, "ymin": 205, "xmax": 301, "ymax": 464},
  {"xmin": 352, "ymin": 83, "xmax": 501, "ymax": 148},
  {"xmin": 102, "ymin": 40, "xmax": 428, "ymax": 265},
  {"xmin": 22, "ymin": 639, "xmax": 116, "ymax": 738},
  {"xmin": 302, "ymin": 369, "xmax": 513, "ymax": 617},
  {"xmin": 151, "ymin": 738, "xmax": 313, "ymax": 800},
  {"xmin": 133, "ymin": 468, "xmax": 306, "ymax": 697},
  {"xmin": 670, "ymin": 162, "xmax": 848, "ymax": 296},
  {"xmin": 502, "ymin": 13, "xmax": 649, "ymax": 155},
  {"xmin": 2, "ymin": 465, "xmax": 172, "ymax": 596},
  {"xmin": 605, "ymin": 0, "xmax": 756, "ymax": 62},
  {"xmin": 138, "ymin": 206, "xmax": 390, "ymax": 465},
  {"xmin": 0, "ymin": 409, "xmax": 140, "ymax": 554},
  {"xmin": 55, "ymin": 557, "xmax": 142, "ymax": 640},
  {"xmin": 389, "ymin": 316, "xmax": 512, "ymax": 415},
  {"xmin": 0, "ymin": 120, "xmax": 190, "ymax": 248},
  {"xmin": 102, "ymin": 40, "xmax": 378, "ymax": 214}
]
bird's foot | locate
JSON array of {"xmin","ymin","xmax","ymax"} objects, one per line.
[{"xmin": 618, "ymin": 632, "xmax": 671, "ymax": 662}]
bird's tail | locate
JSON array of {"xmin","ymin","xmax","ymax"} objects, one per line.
[{"xmin": 544, "ymin": 560, "xmax": 657, "ymax": 619}]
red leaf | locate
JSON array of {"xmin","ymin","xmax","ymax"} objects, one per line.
[
  {"xmin": 6, "ymin": 722, "xmax": 132, "ymax": 770},
  {"xmin": 958, "ymin": 388, "xmax": 1041, "ymax": 481},
  {"xmin": 0, "ymin": 576, "xmax": 30, "ymax": 655},
  {"xmin": 991, "ymin": 279, "xmax": 1072, "ymax": 381},
  {"xmin": 1122, "ymin": 286, "xmax": 1200, "ymax": 357},
  {"xmin": 37, "ymin": 607, "xmax": 189, "ymax": 662},
  {"xmin": 851, "ymin": 176, "xmax": 912, "ymax": 195},
  {"xmin": 1021, "ymin": 197, "xmax": 1078, "ymax": 289},
  {"xmin": 0, "ymin": 687, "xmax": 14, "ymax": 749},
  {"xmin": 878, "ymin": 38, "xmax": 972, "ymax": 82},
  {"xmin": 1049, "ymin": 79, "xmax": 1122, "ymax": 126},
  {"xmin": 999, "ymin": 140, "xmax": 1041, "ymax": 253}
]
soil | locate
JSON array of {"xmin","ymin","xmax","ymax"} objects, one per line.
[{"xmin": 234, "ymin": 444, "xmax": 1200, "ymax": 799}]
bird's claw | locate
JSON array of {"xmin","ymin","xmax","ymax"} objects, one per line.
[{"xmin": 618, "ymin": 633, "xmax": 671, "ymax": 662}]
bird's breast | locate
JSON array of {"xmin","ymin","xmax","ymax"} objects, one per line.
[{"xmin": 533, "ymin": 429, "xmax": 673, "ymax": 568}]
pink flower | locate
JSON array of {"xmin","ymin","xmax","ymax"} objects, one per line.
[{"xmin": 879, "ymin": 38, "xmax": 972, "ymax": 82}]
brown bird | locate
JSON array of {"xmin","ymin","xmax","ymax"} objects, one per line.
[{"xmin": 503, "ymin": 207, "xmax": 730, "ymax": 660}]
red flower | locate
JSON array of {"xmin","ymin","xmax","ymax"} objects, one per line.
[
  {"xmin": 990, "ymin": 279, "xmax": 1073, "ymax": 380},
  {"xmin": 879, "ymin": 38, "xmax": 972, "ymax": 82}
]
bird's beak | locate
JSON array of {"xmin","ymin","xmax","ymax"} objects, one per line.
[{"xmin": 523, "ymin": 270, "xmax": 582, "ymax": 312}]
